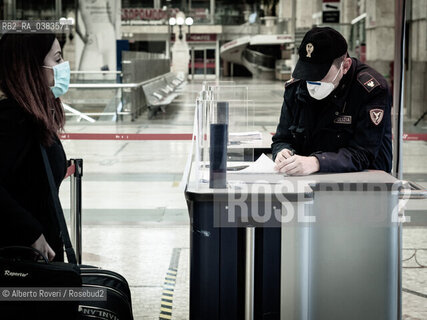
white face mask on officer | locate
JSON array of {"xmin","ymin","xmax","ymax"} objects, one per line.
[{"xmin": 306, "ymin": 62, "xmax": 342, "ymax": 100}]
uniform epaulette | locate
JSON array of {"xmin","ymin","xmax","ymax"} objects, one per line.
[
  {"xmin": 356, "ymin": 71, "xmax": 381, "ymax": 93},
  {"xmin": 285, "ymin": 78, "xmax": 300, "ymax": 88}
]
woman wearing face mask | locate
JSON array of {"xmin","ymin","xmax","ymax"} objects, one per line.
[{"xmin": 0, "ymin": 33, "xmax": 70, "ymax": 262}]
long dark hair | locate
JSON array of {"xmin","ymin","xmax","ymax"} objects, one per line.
[{"xmin": 0, "ymin": 32, "xmax": 65, "ymax": 146}]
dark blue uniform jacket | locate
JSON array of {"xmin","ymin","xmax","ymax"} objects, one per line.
[{"xmin": 272, "ymin": 58, "xmax": 392, "ymax": 173}]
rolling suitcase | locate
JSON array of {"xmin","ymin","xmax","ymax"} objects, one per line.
[
  {"xmin": 41, "ymin": 146, "xmax": 134, "ymax": 320},
  {"xmin": 78, "ymin": 265, "xmax": 133, "ymax": 319}
]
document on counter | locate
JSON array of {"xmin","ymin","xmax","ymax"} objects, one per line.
[
  {"xmin": 238, "ymin": 153, "xmax": 277, "ymax": 174},
  {"xmin": 228, "ymin": 154, "xmax": 286, "ymax": 184}
]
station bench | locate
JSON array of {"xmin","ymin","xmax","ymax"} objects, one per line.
[{"xmin": 142, "ymin": 72, "xmax": 186, "ymax": 119}]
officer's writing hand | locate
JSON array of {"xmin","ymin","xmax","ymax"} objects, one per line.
[
  {"xmin": 31, "ymin": 234, "xmax": 56, "ymax": 261},
  {"xmin": 275, "ymin": 155, "xmax": 320, "ymax": 176},
  {"xmin": 274, "ymin": 148, "xmax": 294, "ymax": 166}
]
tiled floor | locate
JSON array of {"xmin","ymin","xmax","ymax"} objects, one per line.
[{"xmin": 59, "ymin": 77, "xmax": 427, "ymax": 319}]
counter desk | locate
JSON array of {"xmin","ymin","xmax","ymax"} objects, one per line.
[{"xmin": 185, "ymin": 162, "xmax": 401, "ymax": 320}]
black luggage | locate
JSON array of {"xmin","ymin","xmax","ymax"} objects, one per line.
[
  {"xmin": 0, "ymin": 246, "xmax": 81, "ymax": 320},
  {"xmin": 78, "ymin": 265, "xmax": 133, "ymax": 320},
  {"xmin": 41, "ymin": 146, "xmax": 134, "ymax": 320}
]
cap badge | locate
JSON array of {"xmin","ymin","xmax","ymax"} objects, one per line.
[
  {"xmin": 369, "ymin": 108, "xmax": 384, "ymax": 126},
  {"xmin": 306, "ymin": 43, "xmax": 314, "ymax": 58}
]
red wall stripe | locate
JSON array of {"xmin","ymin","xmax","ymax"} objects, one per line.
[
  {"xmin": 60, "ymin": 133, "xmax": 193, "ymax": 140},
  {"xmin": 402, "ymin": 133, "xmax": 427, "ymax": 141},
  {"xmin": 59, "ymin": 133, "xmax": 427, "ymax": 141}
]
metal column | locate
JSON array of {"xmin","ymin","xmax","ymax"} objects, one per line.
[
  {"xmin": 245, "ymin": 227, "xmax": 255, "ymax": 320},
  {"xmin": 204, "ymin": 49, "xmax": 207, "ymax": 80},
  {"xmin": 210, "ymin": 0, "xmax": 215, "ymax": 24},
  {"xmin": 392, "ymin": 0, "xmax": 407, "ymax": 180},
  {"xmin": 70, "ymin": 159, "xmax": 83, "ymax": 265},
  {"xmin": 291, "ymin": 0, "xmax": 297, "ymax": 56},
  {"xmin": 216, "ymin": 38, "xmax": 220, "ymax": 78},
  {"xmin": 191, "ymin": 46, "xmax": 195, "ymax": 81},
  {"xmin": 55, "ymin": 0, "xmax": 62, "ymax": 18},
  {"xmin": 8, "ymin": 0, "xmax": 16, "ymax": 19}
]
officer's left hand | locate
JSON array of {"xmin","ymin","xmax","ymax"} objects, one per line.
[{"xmin": 275, "ymin": 155, "xmax": 320, "ymax": 175}]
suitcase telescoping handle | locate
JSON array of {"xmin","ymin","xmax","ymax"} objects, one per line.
[
  {"xmin": 40, "ymin": 145, "xmax": 77, "ymax": 265},
  {"xmin": 69, "ymin": 159, "xmax": 83, "ymax": 265}
]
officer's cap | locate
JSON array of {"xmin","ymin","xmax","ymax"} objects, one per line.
[{"xmin": 292, "ymin": 27, "xmax": 348, "ymax": 81}]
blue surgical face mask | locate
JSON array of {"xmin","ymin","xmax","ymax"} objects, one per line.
[{"xmin": 43, "ymin": 61, "xmax": 70, "ymax": 98}]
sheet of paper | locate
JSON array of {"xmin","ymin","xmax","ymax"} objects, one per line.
[{"xmin": 238, "ymin": 153, "xmax": 277, "ymax": 173}]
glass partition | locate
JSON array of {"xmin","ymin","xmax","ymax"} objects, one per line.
[
  {"xmin": 193, "ymin": 83, "xmax": 256, "ymax": 189},
  {"xmin": 63, "ymin": 56, "xmax": 172, "ymax": 123},
  {"xmin": 401, "ymin": 2, "xmax": 427, "ymax": 219},
  {"xmin": 69, "ymin": 71, "xmax": 121, "ymax": 83},
  {"xmin": 63, "ymin": 71, "xmax": 126, "ymax": 123}
]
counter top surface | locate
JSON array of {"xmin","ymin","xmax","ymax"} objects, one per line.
[{"xmin": 185, "ymin": 161, "xmax": 400, "ymax": 198}]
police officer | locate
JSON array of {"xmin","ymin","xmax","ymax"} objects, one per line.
[{"xmin": 272, "ymin": 27, "xmax": 392, "ymax": 175}]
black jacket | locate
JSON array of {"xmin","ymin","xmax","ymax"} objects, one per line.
[
  {"xmin": 272, "ymin": 58, "xmax": 392, "ymax": 173},
  {"xmin": 0, "ymin": 98, "xmax": 67, "ymax": 261}
]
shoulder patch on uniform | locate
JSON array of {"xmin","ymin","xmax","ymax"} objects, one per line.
[
  {"xmin": 369, "ymin": 108, "xmax": 384, "ymax": 126},
  {"xmin": 285, "ymin": 78, "xmax": 299, "ymax": 88},
  {"xmin": 357, "ymin": 72, "xmax": 380, "ymax": 93}
]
